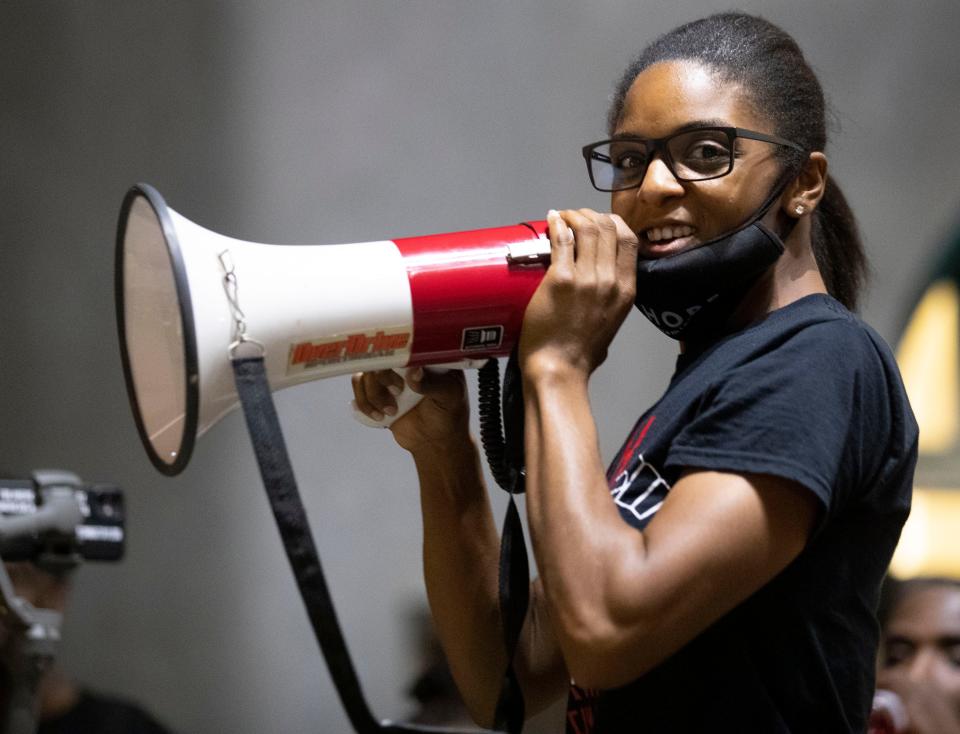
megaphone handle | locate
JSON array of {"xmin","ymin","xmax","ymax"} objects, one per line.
[{"xmin": 351, "ymin": 367, "xmax": 446, "ymax": 428}]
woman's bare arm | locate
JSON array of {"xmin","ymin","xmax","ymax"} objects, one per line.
[
  {"xmin": 522, "ymin": 359, "xmax": 818, "ymax": 688},
  {"xmin": 352, "ymin": 368, "xmax": 568, "ymax": 725}
]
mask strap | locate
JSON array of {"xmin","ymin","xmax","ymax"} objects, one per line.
[{"xmin": 694, "ymin": 163, "xmax": 801, "ymax": 249}]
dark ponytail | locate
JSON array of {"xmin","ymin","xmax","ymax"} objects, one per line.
[
  {"xmin": 607, "ymin": 12, "xmax": 868, "ymax": 311},
  {"xmin": 812, "ymin": 178, "xmax": 867, "ymax": 311}
]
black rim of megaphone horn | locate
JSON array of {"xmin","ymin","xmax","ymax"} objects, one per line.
[{"xmin": 115, "ymin": 183, "xmax": 199, "ymax": 476}]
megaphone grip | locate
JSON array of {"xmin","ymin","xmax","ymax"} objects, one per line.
[{"xmin": 351, "ymin": 368, "xmax": 429, "ymax": 428}]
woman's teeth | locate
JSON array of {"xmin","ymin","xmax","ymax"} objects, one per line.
[{"xmin": 646, "ymin": 225, "xmax": 694, "ymax": 242}]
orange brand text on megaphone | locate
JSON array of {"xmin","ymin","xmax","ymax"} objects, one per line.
[{"xmin": 289, "ymin": 330, "xmax": 412, "ymax": 372}]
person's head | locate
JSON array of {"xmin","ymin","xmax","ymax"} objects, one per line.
[
  {"xmin": 595, "ymin": 12, "xmax": 866, "ymax": 310},
  {"xmin": 878, "ymin": 576, "xmax": 960, "ymax": 713}
]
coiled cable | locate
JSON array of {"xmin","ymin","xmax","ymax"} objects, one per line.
[{"xmin": 478, "ymin": 358, "xmax": 515, "ymax": 492}]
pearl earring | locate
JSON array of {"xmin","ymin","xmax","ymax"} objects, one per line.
[{"xmin": 795, "ymin": 204, "xmax": 805, "ymax": 215}]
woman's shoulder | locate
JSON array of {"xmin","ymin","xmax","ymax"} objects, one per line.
[
  {"xmin": 675, "ymin": 293, "xmax": 909, "ymax": 411},
  {"xmin": 685, "ymin": 293, "xmax": 910, "ymax": 408},
  {"xmin": 744, "ymin": 293, "xmax": 896, "ymax": 368},
  {"xmin": 735, "ymin": 295, "xmax": 914, "ymax": 432}
]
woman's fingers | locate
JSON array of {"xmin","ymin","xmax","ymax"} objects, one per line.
[
  {"xmin": 558, "ymin": 209, "xmax": 599, "ymax": 273},
  {"xmin": 404, "ymin": 366, "xmax": 426, "ymax": 395},
  {"xmin": 406, "ymin": 366, "xmax": 470, "ymax": 409},
  {"xmin": 352, "ymin": 366, "xmax": 465, "ymax": 419},
  {"xmin": 547, "ymin": 209, "xmax": 575, "ymax": 273},
  {"xmin": 551, "ymin": 208, "xmax": 634, "ymax": 300},
  {"xmin": 609, "ymin": 213, "xmax": 639, "ymax": 299},
  {"xmin": 351, "ymin": 369, "xmax": 405, "ymax": 420}
]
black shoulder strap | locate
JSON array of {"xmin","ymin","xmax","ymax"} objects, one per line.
[{"xmin": 232, "ymin": 356, "xmax": 385, "ymax": 734}]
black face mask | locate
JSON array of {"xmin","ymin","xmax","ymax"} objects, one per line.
[{"xmin": 633, "ymin": 183, "xmax": 791, "ymax": 343}]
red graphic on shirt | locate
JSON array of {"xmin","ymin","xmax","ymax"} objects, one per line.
[
  {"xmin": 567, "ymin": 683, "xmax": 601, "ymax": 734},
  {"xmin": 609, "ymin": 415, "xmax": 655, "ymax": 482}
]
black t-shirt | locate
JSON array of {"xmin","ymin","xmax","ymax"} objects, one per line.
[
  {"xmin": 565, "ymin": 294, "xmax": 917, "ymax": 734},
  {"xmin": 38, "ymin": 690, "xmax": 172, "ymax": 734}
]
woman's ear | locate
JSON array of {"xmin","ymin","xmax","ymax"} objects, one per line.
[{"xmin": 783, "ymin": 152, "xmax": 828, "ymax": 218}]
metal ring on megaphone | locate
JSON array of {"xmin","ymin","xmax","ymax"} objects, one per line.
[{"xmin": 229, "ymin": 336, "xmax": 266, "ymax": 361}]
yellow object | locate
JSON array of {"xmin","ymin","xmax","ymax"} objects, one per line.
[
  {"xmin": 890, "ymin": 487, "xmax": 960, "ymax": 577},
  {"xmin": 895, "ymin": 279, "xmax": 959, "ymax": 454}
]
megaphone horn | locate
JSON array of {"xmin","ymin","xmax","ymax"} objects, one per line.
[{"xmin": 115, "ymin": 183, "xmax": 550, "ymax": 476}]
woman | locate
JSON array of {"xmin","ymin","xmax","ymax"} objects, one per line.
[{"xmin": 353, "ymin": 12, "xmax": 917, "ymax": 732}]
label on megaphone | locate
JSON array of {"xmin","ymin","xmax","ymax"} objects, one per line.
[{"xmin": 288, "ymin": 328, "xmax": 414, "ymax": 376}]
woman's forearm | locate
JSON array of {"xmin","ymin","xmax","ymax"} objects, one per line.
[
  {"xmin": 413, "ymin": 436, "xmax": 509, "ymax": 724},
  {"xmin": 414, "ymin": 433, "xmax": 569, "ymax": 722},
  {"xmin": 522, "ymin": 361, "xmax": 650, "ymax": 684}
]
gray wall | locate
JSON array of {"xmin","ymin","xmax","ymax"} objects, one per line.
[{"xmin": 2, "ymin": 2, "xmax": 959, "ymax": 732}]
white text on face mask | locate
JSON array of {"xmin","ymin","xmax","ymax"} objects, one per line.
[{"xmin": 638, "ymin": 298, "xmax": 717, "ymax": 335}]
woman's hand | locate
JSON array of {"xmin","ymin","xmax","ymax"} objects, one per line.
[
  {"xmin": 351, "ymin": 368, "xmax": 470, "ymax": 454},
  {"xmin": 519, "ymin": 209, "xmax": 638, "ymax": 380}
]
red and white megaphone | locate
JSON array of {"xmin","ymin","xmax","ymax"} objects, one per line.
[{"xmin": 115, "ymin": 183, "xmax": 550, "ymax": 475}]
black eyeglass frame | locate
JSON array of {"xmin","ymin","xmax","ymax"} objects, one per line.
[{"xmin": 581, "ymin": 127, "xmax": 806, "ymax": 192}]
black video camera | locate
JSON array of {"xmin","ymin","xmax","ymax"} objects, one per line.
[{"xmin": 0, "ymin": 470, "xmax": 124, "ymax": 564}]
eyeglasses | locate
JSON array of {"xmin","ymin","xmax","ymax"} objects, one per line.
[{"xmin": 581, "ymin": 126, "xmax": 805, "ymax": 192}]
